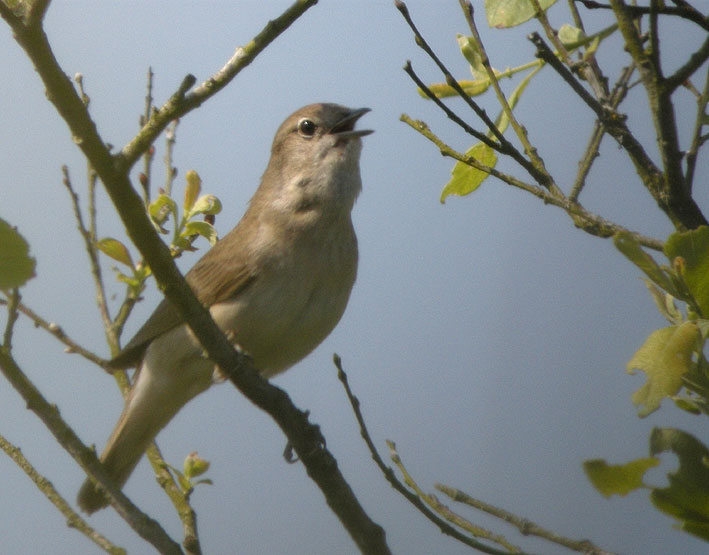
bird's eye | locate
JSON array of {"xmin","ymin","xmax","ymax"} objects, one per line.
[{"xmin": 297, "ymin": 118, "xmax": 316, "ymax": 137}]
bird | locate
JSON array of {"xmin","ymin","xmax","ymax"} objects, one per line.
[{"xmin": 77, "ymin": 103, "xmax": 372, "ymax": 513}]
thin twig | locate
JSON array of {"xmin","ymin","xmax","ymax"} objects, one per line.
[
  {"xmin": 387, "ymin": 441, "xmax": 523, "ymax": 553},
  {"xmin": 0, "ymin": 432, "xmax": 126, "ymax": 555},
  {"xmin": 164, "ymin": 119, "xmax": 179, "ymax": 196},
  {"xmin": 334, "ymin": 355, "xmax": 511, "ymax": 555},
  {"xmin": 403, "ymin": 61, "xmax": 499, "ymax": 149},
  {"xmin": 570, "ymin": 64, "xmax": 635, "ymax": 201},
  {"xmin": 61, "ymin": 166, "xmax": 113, "ymax": 334},
  {"xmin": 684, "ymin": 65, "xmax": 709, "ymax": 192},
  {"xmin": 400, "ymin": 114, "xmax": 549, "ymax": 200},
  {"xmin": 116, "ymin": 0, "xmax": 320, "ymax": 173},
  {"xmin": 459, "ymin": 1, "xmax": 559, "ymax": 193},
  {"xmin": 0, "ymin": 350, "xmax": 183, "ymax": 554},
  {"xmin": 394, "ymin": 0, "xmax": 504, "ymax": 147},
  {"xmin": 0, "ymin": 295, "xmax": 108, "ymax": 367},
  {"xmin": 2, "ymin": 289, "xmax": 20, "ymax": 348},
  {"xmin": 436, "ymin": 484, "xmax": 615, "ymax": 555},
  {"xmin": 575, "ymin": 0, "xmax": 709, "ymax": 32},
  {"xmin": 400, "ymin": 114, "xmax": 664, "ymax": 251}
]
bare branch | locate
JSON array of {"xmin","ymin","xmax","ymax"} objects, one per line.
[
  {"xmin": 575, "ymin": 0, "xmax": 709, "ymax": 31},
  {"xmin": 116, "ymin": 0, "xmax": 318, "ymax": 172},
  {"xmin": 334, "ymin": 355, "xmax": 511, "ymax": 555},
  {"xmin": 2, "ymin": 2, "xmax": 391, "ymax": 552},
  {"xmin": 0, "ymin": 350, "xmax": 183, "ymax": 554},
  {"xmin": 61, "ymin": 166, "xmax": 113, "ymax": 335},
  {"xmin": 570, "ymin": 64, "xmax": 635, "ymax": 201},
  {"xmin": 664, "ymin": 34, "xmax": 709, "ymax": 92},
  {"xmin": 436, "ymin": 484, "xmax": 616, "ymax": 555},
  {"xmin": 0, "ymin": 295, "xmax": 109, "ymax": 367},
  {"xmin": 402, "ymin": 61, "xmax": 499, "ymax": 150},
  {"xmin": 685, "ymin": 65, "xmax": 709, "ymax": 191},
  {"xmin": 0, "ymin": 432, "xmax": 126, "ymax": 555},
  {"xmin": 400, "ymin": 114, "xmax": 664, "ymax": 251}
]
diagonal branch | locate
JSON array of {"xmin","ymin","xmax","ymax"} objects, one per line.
[
  {"xmin": 609, "ymin": 0, "xmax": 707, "ymax": 230},
  {"xmin": 0, "ymin": 350, "xmax": 182, "ymax": 554},
  {"xmin": 2, "ymin": 3, "xmax": 390, "ymax": 553},
  {"xmin": 570, "ymin": 64, "xmax": 635, "ymax": 202},
  {"xmin": 395, "ymin": 0, "xmax": 556, "ymax": 192},
  {"xmin": 334, "ymin": 356, "xmax": 511, "ymax": 555},
  {"xmin": 116, "ymin": 0, "xmax": 318, "ymax": 173},
  {"xmin": 403, "ymin": 61, "xmax": 499, "ymax": 150},
  {"xmin": 531, "ymin": 30, "xmax": 707, "ymax": 231},
  {"xmin": 0, "ymin": 432, "xmax": 125, "ymax": 555},
  {"xmin": 664, "ymin": 34, "xmax": 709, "ymax": 92},
  {"xmin": 575, "ymin": 0, "xmax": 709, "ymax": 32},
  {"xmin": 400, "ymin": 114, "xmax": 664, "ymax": 251}
]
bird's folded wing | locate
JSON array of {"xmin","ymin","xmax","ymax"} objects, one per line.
[{"xmin": 108, "ymin": 235, "xmax": 257, "ymax": 369}]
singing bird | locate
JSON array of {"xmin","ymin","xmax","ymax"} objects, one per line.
[{"xmin": 78, "ymin": 103, "xmax": 372, "ymax": 513}]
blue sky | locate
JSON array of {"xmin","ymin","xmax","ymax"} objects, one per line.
[{"xmin": 1, "ymin": 1, "xmax": 707, "ymax": 554}]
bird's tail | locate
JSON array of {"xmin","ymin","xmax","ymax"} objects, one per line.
[{"xmin": 77, "ymin": 356, "xmax": 213, "ymax": 513}]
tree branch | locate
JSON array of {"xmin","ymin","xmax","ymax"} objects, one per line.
[
  {"xmin": 575, "ymin": 0, "xmax": 709, "ymax": 32},
  {"xmin": 334, "ymin": 355, "xmax": 511, "ymax": 555},
  {"xmin": 531, "ymin": 29, "xmax": 707, "ymax": 231},
  {"xmin": 0, "ymin": 295, "xmax": 109, "ymax": 367},
  {"xmin": 0, "ymin": 350, "xmax": 182, "ymax": 554},
  {"xmin": 609, "ymin": 0, "xmax": 707, "ymax": 230},
  {"xmin": 116, "ymin": 0, "xmax": 319, "ymax": 173},
  {"xmin": 570, "ymin": 64, "xmax": 635, "ymax": 202},
  {"xmin": 436, "ymin": 484, "xmax": 615, "ymax": 555},
  {"xmin": 0, "ymin": 432, "xmax": 126, "ymax": 555},
  {"xmin": 400, "ymin": 114, "xmax": 664, "ymax": 251},
  {"xmin": 395, "ymin": 0, "xmax": 556, "ymax": 192},
  {"xmin": 2, "ymin": 2, "xmax": 391, "ymax": 553}
]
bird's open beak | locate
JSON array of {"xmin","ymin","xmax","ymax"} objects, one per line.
[{"xmin": 330, "ymin": 107, "xmax": 374, "ymax": 139}]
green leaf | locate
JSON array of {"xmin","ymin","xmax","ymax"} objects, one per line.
[
  {"xmin": 183, "ymin": 170, "xmax": 202, "ymax": 214},
  {"xmin": 558, "ymin": 24, "xmax": 582, "ymax": 46},
  {"xmin": 181, "ymin": 221, "xmax": 219, "ymax": 246},
  {"xmin": 673, "ymin": 397, "xmax": 703, "ymax": 415},
  {"xmin": 495, "ymin": 63, "xmax": 540, "ymax": 134},
  {"xmin": 627, "ymin": 322, "xmax": 700, "ymax": 417},
  {"xmin": 643, "ymin": 279, "xmax": 683, "ymax": 325},
  {"xmin": 149, "ymin": 193, "xmax": 177, "ymax": 232},
  {"xmin": 583, "ymin": 457, "xmax": 659, "ymax": 497},
  {"xmin": 485, "ymin": 0, "xmax": 558, "ymax": 28},
  {"xmin": 664, "ymin": 226, "xmax": 709, "ymax": 317},
  {"xmin": 457, "ymin": 34, "xmax": 487, "ymax": 80},
  {"xmin": 440, "ymin": 142, "xmax": 497, "ymax": 203},
  {"xmin": 649, "ymin": 428, "xmax": 709, "ymax": 540},
  {"xmin": 0, "ymin": 219, "xmax": 36, "ymax": 288},
  {"xmin": 418, "ymin": 80, "xmax": 491, "ymax": 99},
  {"xmin": 96, "ymin": 238, "xmax": 134, "ymax": 268},
  {"xmin": 183, "ymin": 451, "xmax": 211, "ymax": 480},
  {"xmin": 614, "ymin": 232, "xmax": 678, "ymax": 296},
  {"xmin": 188, "ymin": 194, "xmax": 222, "ymax": 219}
]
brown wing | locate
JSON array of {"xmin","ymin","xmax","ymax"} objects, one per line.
[{"xmin": 108, "ymin": 223, "xmax": 257, "ymax": 369}]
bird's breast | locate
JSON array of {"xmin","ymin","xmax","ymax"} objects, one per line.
[{"xmin": 209, "ymin": 217, "xmax": 358, "ymax": 377}]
